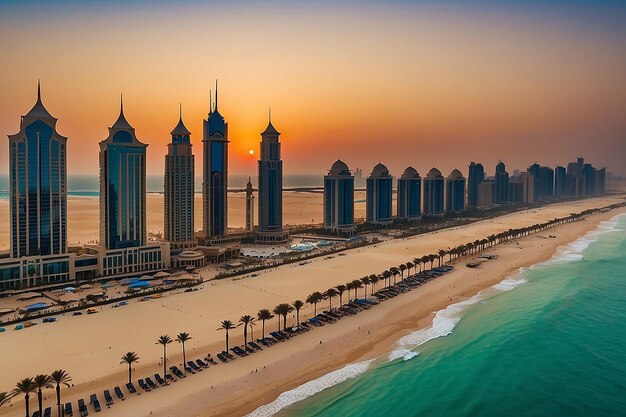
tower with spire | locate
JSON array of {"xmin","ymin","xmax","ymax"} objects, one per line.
[
  {"xmin": 256, "ymin": 109, "xmax": 288, "ymax": 243},
  {"xmin": 99, "ymin": 96, "xmax": 148, "ymax": 249},
  {"xmin": 8, "ymin": 81, "xmax": 69, "ymax": 259},
  {"xmin": 245, "ymin": 177, "xmax": 255, "ymax": 233},
  {"xmin": 202, "ymin": 81, "xmax": 230, "ymax": 241},
  {"xmin": 164, "ymin": 105, "xmax": 195, "ymax": 251}
]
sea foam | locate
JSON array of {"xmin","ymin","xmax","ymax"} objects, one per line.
[{"xmin": 245, "ymin": 360, "xmax": 374, "ymax": 417}]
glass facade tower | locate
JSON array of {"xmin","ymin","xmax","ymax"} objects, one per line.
[
  {"xmin": 445, "ymin": 169, "xmax": 466, "ymax": 212},
  {"xmin": 8, "ymin": 83, "xmax": 68, "ymax": 258},
  {"xmin": 397, "ymin": 167, "xmax": 421, "ymax": 220},
  {"xmin": 257, "ymin": 118, "xmax": 283, "ymax": 233},
  {"xmin": 423, "ymin": 167, "xmax": 445, "ymax": 215},
  {"xmin": 99, "ymin": 99, "xmax": 147, "ymax": 250},
  {"xmin": 324, "ymin": 159, "xmax": 355, "ymax": 233},
  {"xmin": 366, "ymin": 163, "xmax": 393, "ymax": 224}
]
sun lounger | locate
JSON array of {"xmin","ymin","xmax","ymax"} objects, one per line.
[
  {"xmin": 187, "ymin": 360, "xmax": 201, "ymax": 371},
  {"xmin": 165, "ymin": 373, "xmax": 175, "ymax": 382},
  {"xmin": 154, "ymin": 373, "xmax": 166, "ymax": 385},
  {"xmin": 65, "ymin": 402, "xmax": 73, "ymax": 416},
  {"xmin": 223, "ymin": 350, "xmax": 235, "ymax": 360},
  {"xmin": 138, "ymin": 379, "xmax": 150, "ymax": 392},
  {"xmin": 216, "ymin": 352, "xmax": 228, "ymax": 363},
  {"xmin": 32, "ymin": 411, "xmax": 41, "ymax": 417},
  {"xmin": 145, "ymin": 377, "xmax": 158, "ymax": 389},
  {"xmin": 125, "ymin": 382, "xmax": 137, "ymax": 394},
  {"xmin": 196, "ymin": 359, "xmax": 209, "ymax": 368},
  {"xmin": 77, "ymin": 398, "xmax": 89, "ymax": 417},
  {"xmin": 103, "ymin": 390, "xmax": 114, "ymax": 406},
  {"xmin": 249, "ymin": 341, "xmax": 263, "ymax": 350},
  {"xmin": 43, "ymin": 408, "xmax": 51, "ymax": 417},
  {"xmin": 90, "ymin": 394, "xmax": 101, "ymax": 412},
  {"xmin": 114, "ymin": 386, "xmax": 125, "ymax": 400},
  {"xmin": 170, "ymin": 366, "xmax": 186, "ymax": 378},
  {"xmin": 206, "ymin": 356, "xmax": 218, "ymax": 365}
]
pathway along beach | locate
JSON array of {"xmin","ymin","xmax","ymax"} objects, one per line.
[{"xmin": 0, "ymin": 196, "xmax": 624, "ymax": 417}]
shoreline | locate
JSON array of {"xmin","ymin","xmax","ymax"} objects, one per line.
[
  {"xmin": 0, "ymin": 199, "xmax": 624, "ymax": 417},
  {"xmin": 161, "ymin": 207, "xmax": 626, "ymax": 417}
]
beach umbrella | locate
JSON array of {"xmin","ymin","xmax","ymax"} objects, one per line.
[{"xmin": 64, "ymin": 287, "xmax": 76, "ymax": 292}]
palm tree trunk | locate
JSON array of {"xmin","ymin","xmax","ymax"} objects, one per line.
[
  {"xmin": 25, "ymin": 394, "xmax": 30, "ymax": 417},
  {"xmin": 244, "ymin": 327, "xmax": 248, "ymax": 348},
  {"xmin": 225, "ymin": 330, "xmax": 229, "ymax": 352},
  {"xmin": 283, "ymin": 314, "xmax": 287, "ymax": 330},
  {"xmin": 314, "ymin": 301, "xmax": 317, "ymax": 316},
  {"xmin": 182, "ymin": 343, "xmax": 187, "ymax": 373},
  {"xmin": 163, "ymin": 345, "xmax": 167, "ymax": 380},
  {"xmin": 296, "ymin": 311, "xmax": 300, "ymax": 326},
  {"xmin": 56, "ymin": 385, "xmax": 61, "ymax": 417},
  {"xmin": 262, "ymin": 320, "xmax": 266, "ymax": 339},
  {"xmin": 38, "ymin": 389, "xmax": 43, "ymax": 416},
  {"xmin": 128, "ymin": 364, "xmax": 132, "ymax": 384}
]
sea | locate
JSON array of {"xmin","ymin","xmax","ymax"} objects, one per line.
[
  {"xmin": 0, "ymin": 174, "xmax": 328, "ymax": 200},
  {"xmin": 248, "ymin": 213, "xmax": 626, "ymax": 417}
]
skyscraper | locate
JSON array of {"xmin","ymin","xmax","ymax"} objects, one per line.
[
  {"xmin": 467, "ymin": 162, "xmax": 485, "ymax": 208},
  {"xmin": 494, "ymin": 161, "xmax": 509, "ymax": 204},
  {"xmin": 164, "ymin": 106, "xmax": 195, "ymax": 251},
  {"xmin": 397, "ymin": 167, "xmax": 421, "ymax": 220},
  {"xmin": 202, "ymin": 83, "xmax": 229, "ymax": 241},
  {"xmin": 8, "ymin": 82, "xmax": 68, "ymax": 258},
  {"xmin": 423, "ymin": 167, "xmax": 445, "ymax": 215},
  {"xmin": 324, "ymin": 159, "xmax": 355, "ymax": 234},
  {"xmin": 366, "ymin": 163, "xmax": 393, "ymax": 224},
  {"xmin": 99, "ymin": 97, "xmax": 147, "ymax": 250},
  {"xmin": 245, "ymin": 177, "xmax": 255, "ymax": 233},
  {"xmin": 257, "ymin": 112, "xmax": 288, "ymax": 243},
  {"xmin": 445, "ymin": 169, "xmax": 466, "ymax": 213},
  {"xmin": 555, "ymin": 166, "xmax": 567, "ymax": 196}
]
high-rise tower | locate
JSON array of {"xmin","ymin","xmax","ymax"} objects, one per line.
[
  {"xmin": 256, "ymin": 111, "xmax": 288, "ymax": 243},
  {"xmin": 494, "ymin": 161, "xmax": 509, "ymax": 204},
  {"xmin": 99, "ymin": 97, "xmax": 147, "ymax": 250},
  {"xmin": 164, "ymin": 106, "xmax": 195, "ymax": 251},
  {"xmin": 423, "ymin": 167, "xmax": 445, "ymax": 215},
  {"xmin": 445, "ymin": 168, "xmax": 466, "ymax": 213},
  {"xmin": 202, "ymin": 82, "xmax": 229, "ymax": 242},
  {"xmin": 8, "ymin": 82, "xmax": 68, "ymax": 258},
  {"xmin": 366, "ymin": 163, "xmax": 393, "ymax": 224},
  {"xmin": 397, "ymin": 167, "xmax": 421, "ymax": 220},
  {"xmin": 245, "ymin": 177, "xmax": 255, "ymax": 233},
  {"xmin": 324, "ymin": 159, "xmax": 355, "ymax": 234},
  {"xmin": 467, "ymin": 162, "xmax": 485, "ymax": 208}
]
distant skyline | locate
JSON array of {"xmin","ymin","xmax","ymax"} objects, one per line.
[{"xmin": 1, "ymin": 1, "xmax": 625, "ymax": 176}]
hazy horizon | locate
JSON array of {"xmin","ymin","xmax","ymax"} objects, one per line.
[{"xmin": 1, "ymin": 0, "xmax": 625, "ymax": 177}]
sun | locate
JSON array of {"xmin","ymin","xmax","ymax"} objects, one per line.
[{"xmin": 248, "ymin": 149, "xmax": 254, "ymax": 155}]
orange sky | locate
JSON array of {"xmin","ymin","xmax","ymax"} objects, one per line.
[{"xmin": 1, "ymin": 2, "xmax": 625, "ymax": 178}]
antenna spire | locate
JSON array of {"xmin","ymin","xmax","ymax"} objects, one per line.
[
  {"xmin": 179, "ymin": 102, "xmax": 182, "ymax": 120},
  {"xmin": 37, "ymin": 79, "xmax": 41, "ymax": 101},
  {"xmin": 269, "ymin": 107, "xmax": 271, "ymax": 123},
  {"xmin": 120, "ymin": 93, "xmax": 124, "ymax": 116},
  {"xmin": 209, "ymin": 89, "xmax": 212, "ymax": 113},
  {"xmin": 214, "ymin": 80, "xmax": 218, "ymax": 111}
]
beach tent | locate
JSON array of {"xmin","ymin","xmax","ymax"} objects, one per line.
[
  {"xmin": 129, "ymin": 280, "xmax": 150, "ymax": 289},
  {"xmin": 25, "ymin": 302, "xmax": 49, "ymax": 312}
]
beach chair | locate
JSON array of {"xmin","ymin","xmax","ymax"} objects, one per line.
[
  {"xmin": 32, "ymin": 411, "xmax": 40, "ymax": 417},
  {"xmin": 114, "ymin": 386, "xmax": 125, "ymax": 400},
  {"xmin": 165, "ymin": 373, "xmax": 175, "ymax": 383},
  {"xmin": 187, "ymin": 360, "xmax": 200, "ymax": 371},
  {"xmin": 125, "ymin": 382, "xmax": 137, "ymax": 394},
  {"xmin": 64, "ymin": 402, "xmax": 73, "ymax": 416},
  {"xmin": 89, "ymin": 394, "xmax": 101, "ymax": 412},
  {"xmin": 138, "ymin": 379, "xmax": 150, "ymax": 392},
  {"xmin": 145, "ymin": 377, "xmax": 158, "ymax": 389},
  {"xmin": 77, "ymin": 398, "xmax": 89, "ymax": 417},
  {"xmin": 103, "ymin": 389, "xmax": 114, "ymax": 406},
  {"xmin": 170, "ymin": 366, "xmax": 185, "ymax": 378},
  {"xmin": 43, "ymin": 408, "xmax": 52, "ymax": 417},
  {"xmin": 196, "ymin": 359, "xmax": 209, "ymax": 368},
  {"xmin": 154, "ymin": 373, "xmax": 166, "ymax": 385},
  {"xmin": 216, "ymin": 353, "xmax": 228, "ymax": 363}
]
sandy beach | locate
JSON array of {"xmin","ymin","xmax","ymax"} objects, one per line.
[{"xmin": 0, "ymin": 196, "xmax": 624, "ymax": 417}]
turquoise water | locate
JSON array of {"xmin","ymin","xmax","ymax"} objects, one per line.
[{"xmin": 252, "ymin": 214, "xmax": 626, "ymax": 417}]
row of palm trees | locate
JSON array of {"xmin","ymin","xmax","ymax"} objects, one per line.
[
  {"xmin": 2, "ymin": 370, "xmax": 72, "ymax": 417},
  {"xmin": 4, "ymin": 207, "xmax": 608, "ymax": 416}
]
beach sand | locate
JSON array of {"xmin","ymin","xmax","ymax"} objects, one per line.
[
  {"xmin": 0, "ymin": 191, "xmax": 370, "ymax": 250},
  {"xmin": 0, "ymin": 196, "xmax": 624, "ymax": 417}
]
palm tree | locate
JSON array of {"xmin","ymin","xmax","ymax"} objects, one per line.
[
  {"xmin": 335, "ymin": 284, "xmax": 347, "ymax": 306},
  {"xmin": 156, "ymin": 335, "xmax": 172, "ymax": 380},
  {"xmin": 120, "ymin": 352, "xmax": 139, "ymax": 384},
  {"xmin": 0, "ymin": 392, "xmax": 14, "ymax": 408},
  {"xmin": 421, "ymin": 255, "xmax": 430, "ymax": 271},
  {"xmin": 12, "ymin": 377, "xmax": 36, "ymax": 417},
  {"xmin": 438, "ymin": 249, "xmax": 446, "ymax": 266},
  {"xmin": 382, "ymin": 270, "xmax": 392, "ymax": 288},
  {"xmin": 217, "ymin": 320, "xmax": 236, "ymax": 352},
  {"xmin": 306, "ymin": 292, "xmax": 324, "ymax": 316},
  {"xmin": 257, "ymin": 309, "xmax": 274, "ymax": 339},
  {"xmin": 370, "ymin": 275, "xmax": 379, "ymax": 293},
  {"xmin": 292, "ymin": 300, "xmax": 304, "ymax": 326},
  {"xmin": 33, "ymin": 374, "xmax": 52, "ymax": 417},
  {"xmin": 272, "ymin": 305, "xmax": 283, "ymax": 331},
  {"xmin": 428, "ymin": 254, "xmax": 437, "ymax": 269},
  {"xmin": 324, "ymin": 288, "xmax": 338, "ymax": 309},
  {"xmin": 406, "ymin": 261, "xmax": 414, "ymax": 277},
  {"xmin": 399, "ymin": 264, "xmax": 407, "ymax": 281},
  {"xmin": 50, "ymin": 370, "xmax": 71, "ymax": 417},
  {"xmin": 274, "ymin": 303, "xmax": 294, "ymax": 329},
  {"xmin": 413, "ymin": 257, "xmax": 422, "ymax": 273},
  {"xmin": 389, "ymin": 267, "xmax": 400, "ymax": 285},
  {"xmin": 351, "ymin": 279, "xmax": 363, "ymax": 299},
  {"xmin": 239, "ymin": 315, "xmax": 255, "ymax": 348},
  {"xmin": 176, "ymin": 333, "xmax": 192, "ymax": 373},
  {"xmin": 345, "ymin": 281, "xmax": 355, "ymax": 299},
  {"xmin": 361, "ymin": 276, "xmax": 370, "ymax": 299}
]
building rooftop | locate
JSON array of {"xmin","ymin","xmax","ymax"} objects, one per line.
[
  {"xmin": 401, "ymin": 166, "xmax": 420, "ymax": 179},
  {"xmin": 370, "ymin": 162, "xmax": 390, "ymax": 178},
  {"xmin": 329, "ymin": 159, "xmax": 351, "ymax": 175}
]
